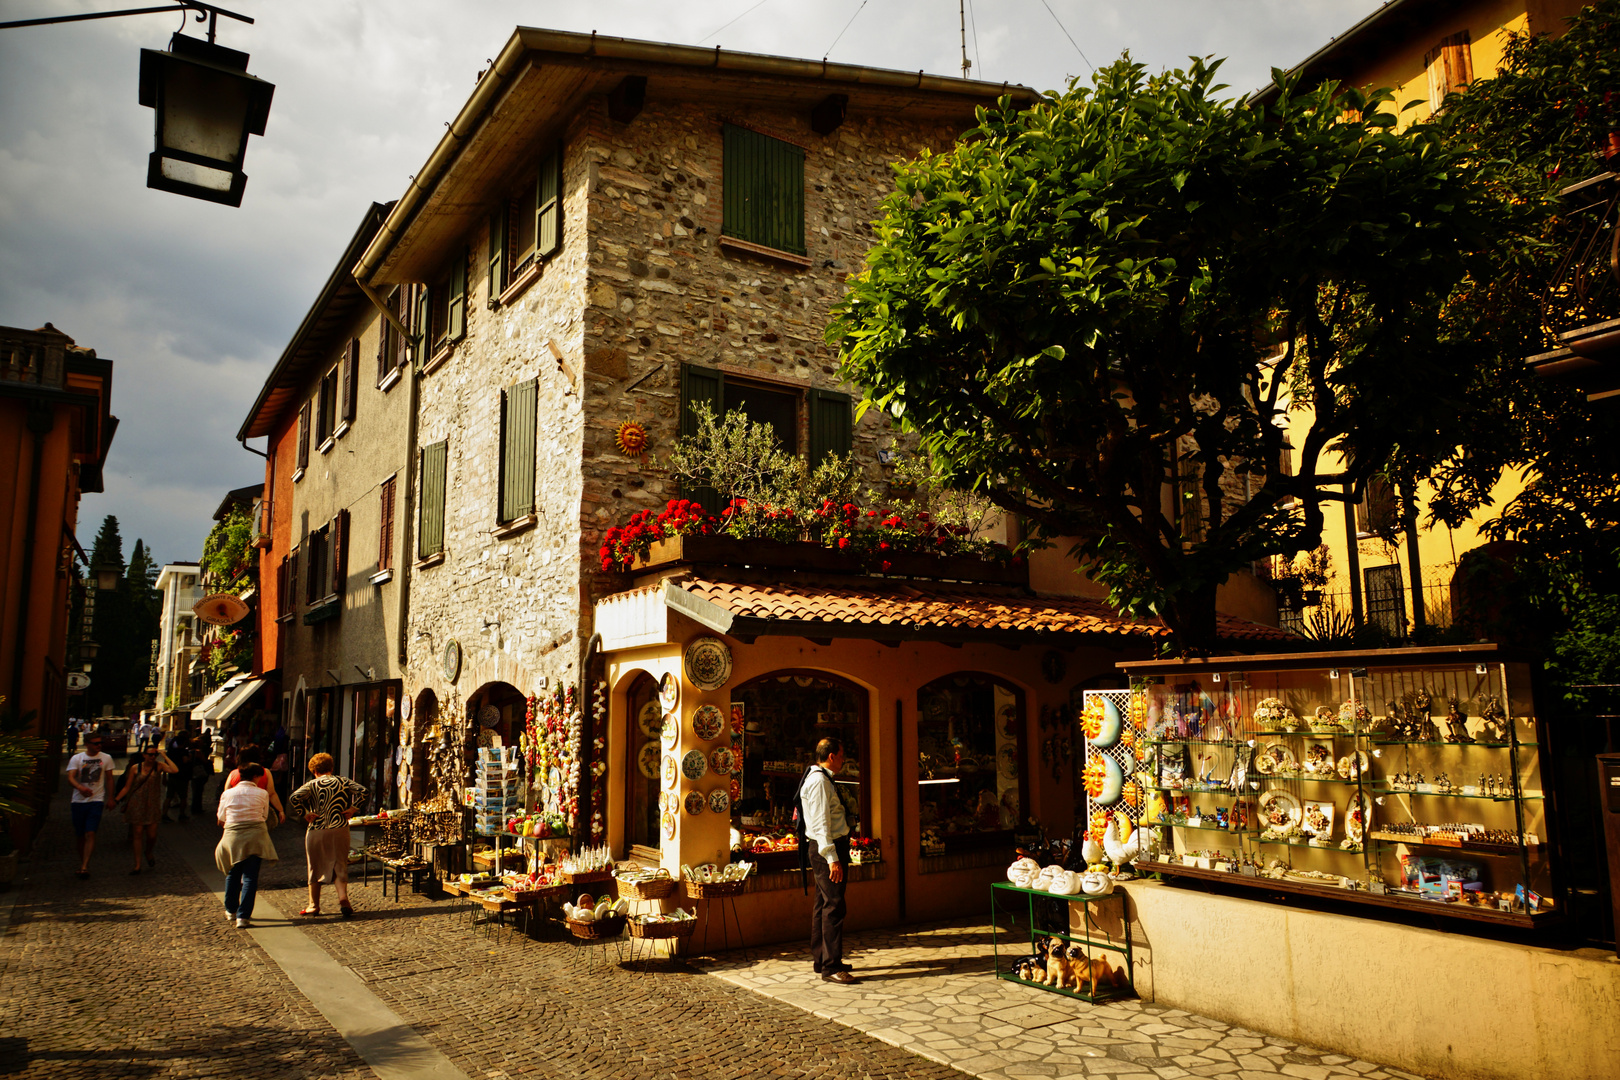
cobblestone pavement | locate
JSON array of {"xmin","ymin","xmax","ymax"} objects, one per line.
[{"xmin": 708, "ymin": 922, "xmax": 1429, "ymax": 1080}]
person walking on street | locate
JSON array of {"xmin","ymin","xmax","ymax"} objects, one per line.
[
  {"xmin": 189, "ymin": 737, "xmax": 214, "ymax": 816},
  {"xmin": 221, "ymin": 744, "xmax": 285, "ymax": 823},
  {"xmin": 287, "ymin": 753, "xmax": 366, "ymax": 918},
  {"xmin": 66, "ymin": 735, "xmax": 116, "ymax": 879},
  {"xmin": 163, "ymin": 732, "xmax": 192, "ymax": 822},
  {"xmin": 216, "ymin": 761, "xmax": 279, "ymax": 928},
  {"xmin": 799, "ymin": 736, "xmax": 858, "ymax": 983},
  {"xmin": 114, "ymin": 741, "xmax": 179, "ymax": 873}
]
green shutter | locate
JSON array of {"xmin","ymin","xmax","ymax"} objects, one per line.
[
  {"xmin": 680, "ymin": 363, "xmax": 724, "ymax": 515},
  {"xmin": 723, "ymin": 124, "xmax": 805, "ymax": 255},
  {"xmin": 537, "ymin": 146, "xmax": 562, "ymax": 259},
  {"xmin": 412, "ymin": 285, "xmax": 430, "ymax": 371},
  {"xmin": 447, "ymin": 250, "xmax": 467, "ymax": 342},
  {"xmin": 808, "ymin": 388, "xmax": 853, "ymax": 468},
  {"xmin": 419, "ymin": 440, "xmax": 448, "ymax": 558},
  {"xmin": 500, "ymin": 378, "xmax": 538, "ymax": 522},
  {"xmin": 488, "ymin": 204, "xmax": 507, "ymax": 299}
]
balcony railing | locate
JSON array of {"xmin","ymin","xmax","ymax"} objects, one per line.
[{"xmin": 1543, "ymin": 171, "xmax": 1618, "ymax": 343}]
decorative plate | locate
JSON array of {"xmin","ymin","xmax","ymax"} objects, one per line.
[
  {"xmin": 661, "ymin": 712, "xmax": 679, "ymax": 749},
  {"xmin": 659, "ymin": 671, "xmax": 678, "ymax": 710},
  {"xmin": 1343, "ymin": 792, "xmax": 1372, "ymax": 842},
  {"xmin": 683, "ymin": 791, "xmax": 706, "ymax": 816},
  {"xmin": 1302, "ymin": 743, "xmax": 1334, "ymax": 775},
  {"xmin": 691, "ymin": 704, "xmax": 725, "ymax": 741},
  {"xmin": 662, "ymin": 810, "xmax": 676, "ymax": 839},
  {"xmin": 681, "ymin": 749, "xmax": 709, "ymax": 781},
  {"xmin": 709, "ymin": 746, "xmax": 736, "ymax": 776},
  {"xmin": 662, "ymin": 756, "xmax": 678, "ymax": 789},
  {"xmin": 478, "ymin": 704, "xmax": 501, "ymax": 730},
  {"xmin": 638, "ymin": 700, "xmax": 664, "ymax": 739},
  {"xmin": 683, "ymin": 637, "xmax": 733, "ymax": 692},
  {"xmin": 998, "ymin": 743, "xmax": 1020, "ymax": 781},
  {"xmin": 1302, "ymin": 800, "xmax": 1334, "ymax": 840},
  {"xmin": 996, "ymin": 707, "xmax": 1019, "ymax": 741},
  {"xmin": 441, "ymin": 639, "xmax": 462, "ymax": 683},
  {"xmin": 637, "ymin": 742, "xmax": 661, "ymax": 779},
  {"xmin": 1253, "ymin": 743, "xmax": 1297, "ymax": 776},
  {"xmin": 708, "ymin": 789, "xmax": 730, "ymax": 815},
  {"xmin": 1336, "ymin": 750, "xmax": 1370, "ymax": 780},
  {"xmin": 1258, "ymin": 788, "xmax": 1303, "ymax": 830}
]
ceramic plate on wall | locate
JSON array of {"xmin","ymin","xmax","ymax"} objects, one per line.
[
  {"xmin": 681, "ymin": 749, "xmax": 709, "ymax": 781},
  {"xmin": 684, "ymin": 791, "xmax": 706, "ymax": 816},
  {"xmin": 659, "ymin": 671, "xmax": 678, "ymax": 710},
  {"xmin": 691, "ymin": 704, "xmax": 725, "ymax": 741},
  {"xmin": 661, "ymin": 712, "xmax": 679, "ymax": 749},
  {"xmin": 684, "ymin": 637, "xmax": 733, "ymax": 692},
  {"xmin": 709, "ymin": 746, "xmax": 736, "ymax": 776},
  {"xmin": 663, "ymin": 756, "xmax": 678, "ymax": 789},
  {"xmin": 708, "ymin": 789, "xmax": 730, "ymax": 815},
  {"xmin": 637, "ymin": 742, "xmax": 661, "ymax": 779},
  {"xmin": 662, "ymin": 810, "xmax": 676, "ymax": 838},
  {"xmin": 638, "ymin": 700, "xmax": 664, "ymax": 739}
]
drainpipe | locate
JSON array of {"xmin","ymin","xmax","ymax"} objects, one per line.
[
  {"xmin": 1342, "ymin": 484, "xmax": 1363, "ymax": 629},
  {"xmin": 1403, "ymin": 485, "xmax": 1425, "ymax": 635},
  {"xmin": 395, "ymin": 349, "xmax": 421, "ymax": 670},
  {"xmin": 895, "ymin": 697, "xmax": 906, "ymax": 922},
  {"xmin": 9, "ymin": 402, "xmax": 54, "ymax": 729}
]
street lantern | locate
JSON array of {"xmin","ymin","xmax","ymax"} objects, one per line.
[
  {"xmin": 138, "ymin": 33, "xmax": 274, "ymax": 207},
  {"xmin": 80, "ymin": 639, "xmax": 100, "ymax": 662},
  {"xmin": 90, "ymin": 560, "xmax": 120, "ymax": 591}
]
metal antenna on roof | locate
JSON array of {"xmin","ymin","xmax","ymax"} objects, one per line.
[{"xmin": 960, "ymin": 0, "xmax": 971, "ymax": 78}]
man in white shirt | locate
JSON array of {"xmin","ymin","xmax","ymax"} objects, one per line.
[
  {"xmin": 67, "ymin": 734, "xmax": 118, "ymax": 879},
  {"xmin": 799, "ymin": 736, "xmax": 857, "ymax": 983}
]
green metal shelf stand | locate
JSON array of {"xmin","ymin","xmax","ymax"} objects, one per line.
[{"xmin": 990, "ymin": 882, "xmax": 1134, "ymax": 1003}]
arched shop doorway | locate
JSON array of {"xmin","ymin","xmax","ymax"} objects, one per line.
[
  {"xmin": 465, "ymin": 682, "xmax": 528, "ymax": 760},
  {"xmin": 916, "ymin": 672, "xmax": 1026, "ymax": 858},
  {"xmin": 621, "ymin": 671, "xmax": 663, "ymax": 852},
  {"xmin": 730, "ymin": 670, "xmax": 869, "ymax": 840}
]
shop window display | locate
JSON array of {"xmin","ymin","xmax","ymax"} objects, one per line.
[
  {"xmin": 730, "ymin": 672, "xmax": 866, "ymax": 857},
  {"xmin": 349, "ymin": 682, "xmax": 401, "ymax": 813},
  {"xmin": 917, "ymin": 673, "xmax": 1025, "ymax": 855},
  {"xmin": 624, "ymin": 673, "xmax": 663, "ymax": 850}
]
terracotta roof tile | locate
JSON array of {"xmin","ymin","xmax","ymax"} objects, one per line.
[{"xmin": 659, "ymin": 573, "xmax": 1295, "ymax": 644}]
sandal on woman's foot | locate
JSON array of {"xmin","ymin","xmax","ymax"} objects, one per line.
[
  {"xmin": 298, "ymin": 907, "xmax": 321, "ymax": 916},
  {"xmin": 75, "ymin": 870, "xmax": 89, "ymax": 880},
  {"xmin": 339, "ymin": 903, "xmax": 354, "ymax": 918},
  {"xmin": 129, "ymin": 868, "xmax": 142, "ymax": 875}
]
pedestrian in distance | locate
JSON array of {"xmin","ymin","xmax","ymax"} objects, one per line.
[
  {"xmin": 216, "ymin": 761, "xmax": 280, "ymax": 928},
  {"xmin": 162, "ymin": 732, "xmax": 192, "ymax": 822},
  {"xmin": 114, "ymin": 740, "xmax": 178, "ymax": 873},
  {"xmin": 798, "ymin": 735, "xmax": 859, "ymax": 983},
  {"xmin": 188, "ymin": 736, "xmax": 215, "ymax": 816},
  {"xmin": 66, "ymin": 734, "xmax": 116, "ymax": 879},
  {"xmin": 287, "ymin": 752, "xmax": 367, "ymax": 918}
]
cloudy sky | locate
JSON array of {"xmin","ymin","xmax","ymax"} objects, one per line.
[{"xmin": 0, "ymin": 0, "xmax": 1384, "ymax": 566}]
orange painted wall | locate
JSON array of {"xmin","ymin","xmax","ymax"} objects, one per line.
[{"xmin": 255, "ymin": 412, "xmax": 298, "ymax": 679}]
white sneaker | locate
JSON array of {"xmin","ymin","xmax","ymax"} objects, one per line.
[
  {"xmin": 226, "ymin": 910, "xmax": 236, "ymax": 923},
  {"xmin": 236, "ymin": 917, "xmax": 252, "ymax": 929}
]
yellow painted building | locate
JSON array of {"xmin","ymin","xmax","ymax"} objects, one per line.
[{"xmin": 1256, "ymin": 0, "xmax": 1590, "ymax": 637}]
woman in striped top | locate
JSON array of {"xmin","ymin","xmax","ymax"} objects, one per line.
[{"xmin": 287, "ymin": 753, "xmax": 368, "ymax": 917}]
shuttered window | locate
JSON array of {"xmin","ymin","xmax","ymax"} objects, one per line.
[
  {"xmin": 488, "ymin": 203, "xmax": 507, "ymax": 299},
  {"xmin": 536, "ymin": 146, "xmax": 562, "ymax": 260},
  {"xmin": 305, "ymin": 525, "xmax": 328, "ymax": 604},
  {"xmin": 807, "ymin": 388, "xmax": 852, "ymax": 468},
  {"xmin": 378, "ymin": 475, "xmax": 396, "ymax": 572},
  {"xmin": 330, "ymin": 509, "xmax": 349, "ymax": 596},
  {"xmin": 499, "ymin": 378, "xmax": 538, "ymax": 522},
  {"xmin": 316, "ymin": 368, "xmax": 337, "ymax": 442},
  {"xmin": 723, "ymin": 124, "xmax": 805, "ymax": 256},
  {"xmin": 412, "ymin": 284, "xmax": 431, "ymax": 369},
  {"xmin": 286, "ymin": 548, "xmax": 299, "ymax": 614},
  {"xmin": 446, "ymin": 249, "xmax": 468, "ymax": 343},
  {"xmin": 418, "ymin": 440, "xmax": 448, "ymax": 559},
  {"xmin": 296, "ymin": 402, "xmax": 310, "ymax": 471},
  {"xmin": 1355, "ymin": 476, "xmax": 1398, "ymax": 538},
  {"xmin": 276, "ymin": 555, "xmax": 289, "ymax": 617},
  {"xmin": 1424, "ymin": 31, "xmax": 1473, "ymax": 113},
  {"xmin": 1365, "ymin": 565, "xmax": 1406, "ymax": 637},
  {"xmin": 341, "ymin": 339, "xmax": 359, "ymax": 424}
]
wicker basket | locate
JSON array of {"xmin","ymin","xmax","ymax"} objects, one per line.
[
  {"xmin": 530, "ymin": 882, "xmax": 571, "ymax": 902},
  {"xmin": 616, "ymin": 876, "xmax": 677, "ymax": 901},
  {"xmin": 566, "ymin": 914, "xmax": 626, "ymax": 939},
  {"xmin": 563, "ymin": 869, "xmax": 614, "ymax": 886},
  {"xmin": 628, "ymin": 917, "xmax": 697, "ymax": 940},
  {"xmin": 686, "ymin": 879, "xmax": 745, "ymax": 899}
]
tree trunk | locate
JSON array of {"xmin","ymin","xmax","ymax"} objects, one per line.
[{"xmin": 1159, "ymin": 581, "xmax": 1220, "ymax": 656}]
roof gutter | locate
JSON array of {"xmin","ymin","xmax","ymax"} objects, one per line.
[
  {"xmin": 352, "ymin": 26, "xmax": 1033, "ymax": 287},
  {"xmin": 1247, "ymin": 0, "xmax": 1421, "ymax": 106}
]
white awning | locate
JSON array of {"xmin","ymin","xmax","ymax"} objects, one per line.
[{"xmin": 193, "ymin": 675, "xmax": 262, "ymax": 722}]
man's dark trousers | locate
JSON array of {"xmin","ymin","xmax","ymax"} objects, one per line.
[{"xmin": 809, "ymin": 835, "xmax": 850, "ymax": 972}]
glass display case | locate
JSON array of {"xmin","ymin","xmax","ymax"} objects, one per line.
[{"xmin": 1114, "ymin": 645, "xmax": 1556, "ymax": 928}]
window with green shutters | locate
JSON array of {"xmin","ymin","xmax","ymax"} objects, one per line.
[
  {"xmin": 807, "ymin": 388, "xmax": 852, "ymax": 468},
  {"xmin": 499, "ymin": 378, "xmax": 538, "ymax": 522},
  {"xmin": 722, "ymin": 124, "xmax": 805, "ymax": 256},
  {"xmin": 536, "ymin": 146, "xmax": 562, "ymax": 260},
  {"xmin": 418, "ymin": 440, "xmax": 448, "ymax": 559},
  {"xmin": 503, "ymin": 145, "xmax": 562, "ymax": 285},
  {"xmin": 446, "ymin": 249, "xmax": 467, "ymax": 343}
]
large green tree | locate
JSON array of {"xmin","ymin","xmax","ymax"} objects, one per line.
[{"xmin": 830, "ymin": 57, "xmax": 1528, "ymax": 650}]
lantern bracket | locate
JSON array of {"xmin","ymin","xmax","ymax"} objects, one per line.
[{"xmin": 0, "ymin": 3, "xmax": 253, "ymax": 44}]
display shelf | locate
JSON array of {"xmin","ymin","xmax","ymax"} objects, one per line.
[
  {"xmin": 1151, "ymin": 785, "xmax": 1243, "ymax": 795},
  {"xmin": 1155, "ymin": 820, "xmax": 1249, "ymax": 833},
  {"xmin": 1370, "ymin": 833, "xmax": 1537, "ymax": 856},
  {"xmin": 1285, "ymin": 776, "xmax": 1368, "ymax": 786},
  {"xmin": 1374, "ymin": 787, "xmax": 1539, "ymax": 801},
  {"xmin": 1149, "ymin": 738, "xmax": 1238, "ymax": 747},
  {"xmin": 990, "ymin": 882, "xmax": 1133, "ymax": 1003},
  {"xmin": 1255, "ymin": 837, "xmax": 1359, "ymax": 852},
  {"xmin": 1135, "ymin": 858, "xmax": 1554, "ymax": 928},
  {"xmin": 1370, "ymin": 740, "xmax": 1533, "ymax": 748}
]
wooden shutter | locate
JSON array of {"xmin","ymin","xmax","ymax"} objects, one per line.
[
  {"xmin": 488, "ymin": 204, "xmax": 507, "ymax": 300},
  {"xmin": 808, "ymin": 388, "xmax": 853, "ymax": 468},
  {"xmin": 680, "ymin": 364, "xmax": 725, "ymax": 515},
  {"xmin": 500, "ymin": 378, "xmax": 538, "ymax": 522},
  {"xmin": 378, "ymin": 476, "xmax": 396, "ymax": 572},
  {"xmin": 723, "ymin": 124, "xmax": 805, "ymax": 255},
  {"xmin": 297, "ymin": 402, "xmax": 310, "ymax": 469},
  {"xmin": 342, "ymin": 339, "xmax": 359, "ymax": 422},
  {"xmin": 1424, "ymin": 32, "xmax": 1473, "ymax": 113},
  {"xmin": 1356, "ymin": 477, "xmax": 1397, "ymax": 537},
  {"xmin": 276, "ymin": 556, "xmax": 289, "ymax": 616},
  {"xmin": 331, "ymin": 509, "xmax": 349, "ymax": 596},
  {"xmin": 418, "ymin": 440, "xmax": 448, "ymax": 558},
  {"xmin": 536, "ymin": 146, "xmax": 562, "ymax": 259},
  {"xmin": 287, "ymin": 548, "xmax": 299, "ymax": 613},
  {"xmin": 377, "ymin": 293, "xmax": 395, "ymax": 384},
  {"xmin": 305, "ymin": 529, "xmax": 323, "ymax": 604},
  {"xmin": 412, "ymin": 284, "xmax": 430, "ymax": 370},
  {"xmin": 447, "ymin": 250, "xmax": 467, "ymax": 342}
]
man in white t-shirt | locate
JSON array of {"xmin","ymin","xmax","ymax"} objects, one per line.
[{"xmin": 67, "ymin": 734, "xmax": 118, "ymax": 879}]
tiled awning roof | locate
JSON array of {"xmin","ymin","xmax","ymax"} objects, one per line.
[{"xmin": 654, "ymin": 571, "xmax": 1297, "ymax": 647}]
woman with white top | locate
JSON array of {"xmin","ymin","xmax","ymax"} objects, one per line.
[{"xmin": 215, "ymin": 761, "xmax": 280, "ymax": 928}]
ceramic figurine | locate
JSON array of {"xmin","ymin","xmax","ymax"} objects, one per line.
[
  {"xmin": 1478, "ymin": 697, "xmax": 1509, "ymax": 743},
  {"xmin": 1445, "ymin": 697, "xmax": 1473, "ymax": 744}
]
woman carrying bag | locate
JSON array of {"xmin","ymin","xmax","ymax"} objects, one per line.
[
  {"xmin": 116, "ymin": 741, "xmax": 178, "ymax": 874},
  {"xmin": 215, "ymin": 761, "xmax": 280, "ymax": 928}
]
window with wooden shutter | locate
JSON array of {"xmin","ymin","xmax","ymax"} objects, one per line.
[
  {"xmin": 1355, "ymin": 476, "xmax": 1399, "ymax": 538},
  {"xmin": 499, "ymin": 378, "xmax": 538, "ymax": 522},
  {"xmin": 296, "ymin": 402, "xmax": 310, "ymax": 471},
  {"xmin": 342, "ymin": 339, "xmax": 359, "ymax": 424},
  {"xmin": 722, "ymin": 124, "xmax": 805, "ymax": 256},
  {"xmin": 536, "ymin": 146, "xmax": 562, "ymax": 260},
  {"xmin": 807, "ymin": 388, "xmax": 852, "ymax": 468},
  {"xmin": 412, "ymin": 284, "xmax": 430, "ymax": 369},
  {"xmin": 305, "ymin": 526, "xmax": 328, "ymax": 604},
  {"xmin": 377, "ymin": 476, "xmax": 396, "ymax": 571},
  {"xmin": 680, "ymin": 364, "xmax": 725, "ymax": 516},
  {"xmin": 488, "ymin": 203, "xmax": 507, "ymax": 300},
  {"xmin": 316, "ymin": 368, "xmax": 337, "ymax": 443},
  {"xmin": 276, "ymin": 555, "xmax": 289, "ymax": 617},
  {"xmin": 286, "ymin": 547, "xmax": 299, "ymax": 614},
  {"xmin": 418, "ymin": 440, "xmax": 448, "ymax": 559},
  {"xmin": 1364, "ymin": 565, "xmax": 1406, "ymax": 637},
  {"xmin": 447, "ymin": 250, "xmax": 468, "ymax": 343},
  {"xmin": 330, "ymin": 509, "xmax": 349, "ymax": 596},
  {"xmin": 1424, "ymin": 31, "xmax": 1473, "ymax": 113}
]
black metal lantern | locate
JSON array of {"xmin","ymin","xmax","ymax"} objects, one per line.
[{"xmin": 138, "ymin": 33, "xmax": 274, "ymax": 206}]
